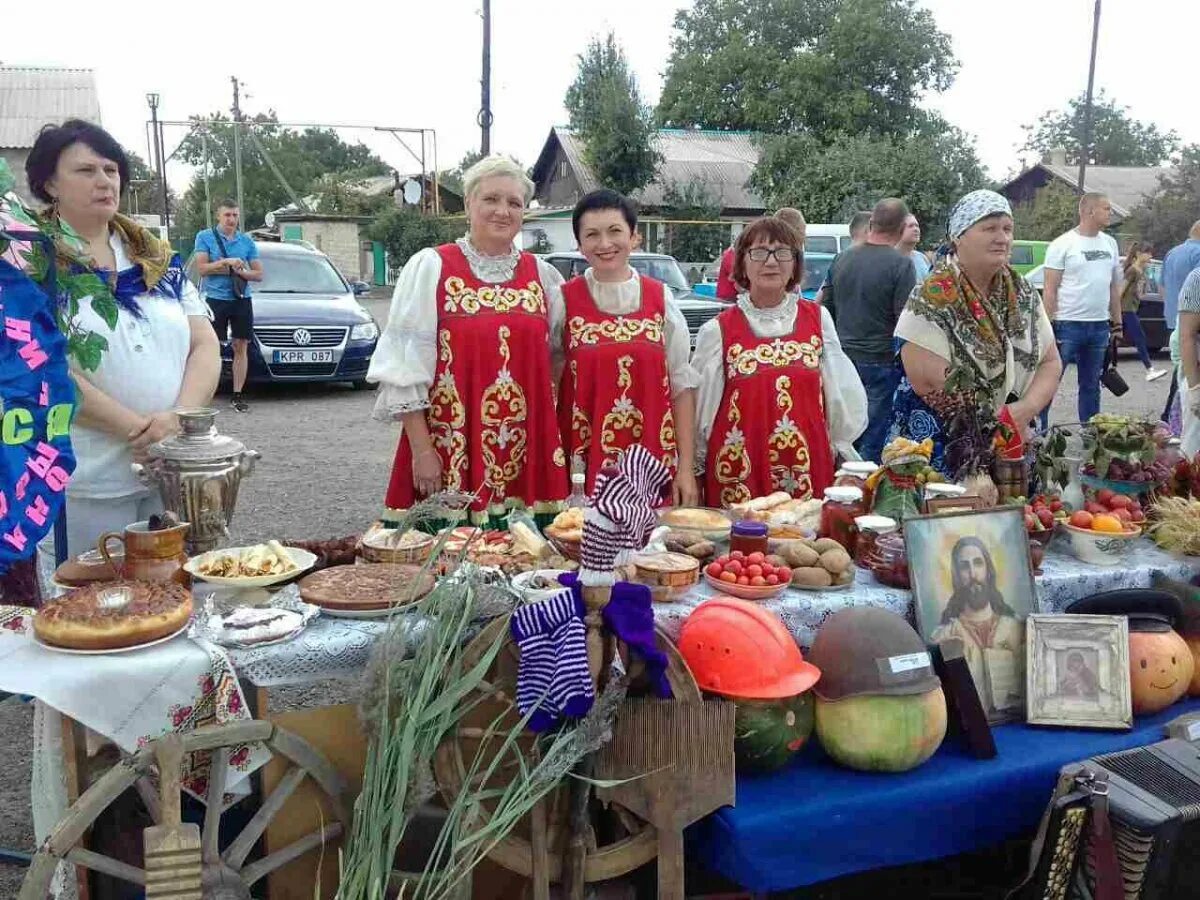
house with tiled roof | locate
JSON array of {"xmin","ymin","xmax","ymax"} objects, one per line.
[{"xmin": 0, "ymin": 66, "xmax": 101, "ymax": 201}]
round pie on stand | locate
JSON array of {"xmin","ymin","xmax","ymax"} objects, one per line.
[{"xmin": 34, "ymin": 581, "xmax": 193, "ymax": 650}]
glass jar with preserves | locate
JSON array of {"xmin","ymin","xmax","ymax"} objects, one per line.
[
  {"xmin": 853, "ymin": 514, "xmax": 897, "ymax": 569},
  {"xmin": 820, "ymin": 486, "xmax": 865, "ymax": 555},
  {"xmin": 834, "ymin": 461, "xmax": 880, "ymax": 507},
  {"xmin": 730, "ymin": 520, "xmax": 769, "ymax": 556},
  {"xmin": 869, "ymin": 531, "xmax": 910, "ymax": 589}
]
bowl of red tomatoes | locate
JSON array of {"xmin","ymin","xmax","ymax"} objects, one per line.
[{"xmin": 703, "ymin": 550, "xmax": 792, "ymax": 601}]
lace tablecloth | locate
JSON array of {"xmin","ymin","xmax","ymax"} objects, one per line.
[{"xmin": 651, "ymin": 540, "xmax": 1199, "ymax": 650}]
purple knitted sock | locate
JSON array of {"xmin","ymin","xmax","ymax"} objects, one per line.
[
  {"xmin": 602, "ymin": 582, "xmax": 673, "ymax": 698},
  {"xmin": 541, "ymin": 589, "xmax": 595, "ymax": 719}
]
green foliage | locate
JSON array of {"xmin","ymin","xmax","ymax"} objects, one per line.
[
  {"xmin": 1011, "ymin": 180, "xmax": 1081, "ymax": 242},
  {"xmin": 370, "ymin": 206, "xmax": 462, "ymax": 271},
  {"xmin": 1128, "ymin": 145, "xmax": 1200, "ymax": 253},
  {"xmin": 310, "ymin": 173, "xmax": 393, "ymax": 217},
  {"xmin": 660, "ymin": 180, "xmax": 727, "ymax": 262},
  {"xmin": 440, "ymin": 149, "xmax": 486, "ymax": 195},
  {"xmin": 751, "ymin": 122, "xmax": 986, "ymax": 239},
  {"xmin": 565, "ymin": 32, "xmax": 661, "ymax": 195},
  {"xmin": 657, "ymin": 0, "xmax": 956, "ymax": 139},
  {"xmin": 174, "ymin": 113, "xmax": 390, "ymax": 238},
  {"xmin": 1021, "ymin": 90, "xmax": 1180, "ymax": 167},
  {"xmin": 120, "ymin": 151, "xmax": 178, "ymax": 221}
]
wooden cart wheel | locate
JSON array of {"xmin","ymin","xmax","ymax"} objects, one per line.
[
  {"xmin": 433, "ymin": 615, "xmax": 700, "ymax": 884},
  {"xmin": 19, "ymin": 720, "xmax": 352, "ymax": 900}
]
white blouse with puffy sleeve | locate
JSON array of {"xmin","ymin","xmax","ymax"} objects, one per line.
[{"xmin": 692, "ymin": 293, "xmax": 867, "ymax": 468}]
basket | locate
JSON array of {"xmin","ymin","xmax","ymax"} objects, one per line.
[
  {"xmin": 544, "ymin": 529, "xmax": 582, "ymax": 562},
  {"xmin": 1079, "ymin": 474, "xmax": 1157, "ymax": 498},
  {"xmin": 358, "ymin": 530, "xmax": 435, "ymax": 565}
]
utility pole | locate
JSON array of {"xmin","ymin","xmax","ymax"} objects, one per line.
[
  {"xmin": 1078, "ymin": 0, "xmax": 1102, "ymax": 191},
  {"xmin": 231, "ymin": 76, "xmax": 245, "ymax": 218},
  {"xmin": 146, "ymin": 93, "xmax": 171, "ymax": 230},
  {"xmin": 478, "ymin": 0, "xmax": 493, "ymax": 156}
]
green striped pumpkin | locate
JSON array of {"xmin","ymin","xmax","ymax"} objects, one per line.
[{"xmin": 733, "ymin": 693, "xmax": 815, "ymax": 773}]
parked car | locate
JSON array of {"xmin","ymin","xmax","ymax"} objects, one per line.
[
  {"xmin": 1009, "ymin": 240, "xmax": 1049, "ymax": 276},
  {"xmin": 542, "ymin": 251, "xmax": 728, "ymax": 344},
  {"xmin": 682, "ymin": 250, "xmax": 835, "ymax": 302},
  {"xmin": 1024, "ymin": 260, "xmax": 1167, "ymax": 353},
  {"xmin": 186, "ymin": 240, "xmax": 381, "ymax": 387}
]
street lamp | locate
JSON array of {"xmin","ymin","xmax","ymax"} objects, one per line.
[{"xmin": 145, "ymin": 93, "xmax": 170, "ymax": 231}]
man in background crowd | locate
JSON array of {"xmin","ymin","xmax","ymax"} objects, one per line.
[
  {"xmin": 1040, "ymin": 193, "xmax": 1122, "ymax": 426},
  {"xmin": 814, "ymin": 210, "xmax": 871, "ymax": 306},
  {"xmin": 1161, "ymin": 221, "xmax": 1200, "ymax": 426},
  {"xmin": 823, "ymin": 198, "xmax": 916, "ymax": 463},
  {"xmin": 897, "ymin": 213, "xmax": 930, "ymax": 283}
]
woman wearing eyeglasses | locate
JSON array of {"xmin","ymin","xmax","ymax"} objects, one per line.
[{"xmin": 693, "ymin": 216, "xmax": 867, "ymax": 508}]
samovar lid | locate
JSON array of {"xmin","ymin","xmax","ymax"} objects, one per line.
[{"xmin": 150, "ymin": 408, "xmax": 248, "ymax": 462}]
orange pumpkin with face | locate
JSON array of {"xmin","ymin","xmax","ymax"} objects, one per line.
[{"xmin": 1129, "ymin": 626, "xmax": 1194, "ymax": 715}]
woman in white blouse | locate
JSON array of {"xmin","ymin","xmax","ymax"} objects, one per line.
[
  {"xmin": 558, "ymin": 189, "xmax": 700, "ymax": 504},
  {"xmin": 24, "ymin": 120, "xmax": 220, "ymax": 561},
  {"xmin": 368, "ymin": 156, "xmax": 569, "ymax": 524},
  {"xmin": 693, "ymin": 216, "xmax": 867, "ymax": 508}
]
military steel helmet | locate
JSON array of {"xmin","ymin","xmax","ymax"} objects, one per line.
[{"xmin": 808, "ymin": 607, "xmax": 939, "ymax": 701}]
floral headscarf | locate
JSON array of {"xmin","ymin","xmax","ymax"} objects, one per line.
[{"xmin": 947, "ymin": 190, "xmax": 1012, "ymax": 242}]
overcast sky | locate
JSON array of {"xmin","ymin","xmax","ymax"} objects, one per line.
[{"xmin": 9, "ymin": 0, "xmax": 1198, "ymax": 200}]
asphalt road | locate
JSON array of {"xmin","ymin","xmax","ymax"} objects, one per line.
[{"xmin": 0, "ymin": 293, "xmax": 1177, "ymax": 893}]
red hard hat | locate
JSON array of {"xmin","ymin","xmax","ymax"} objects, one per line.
[{"xmin": 678, "ymin": 598, "xmax": 821, "ymax": 700}]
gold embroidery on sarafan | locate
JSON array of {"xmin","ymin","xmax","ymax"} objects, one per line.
[
  {"xmin": 724, "ymin": 336, "xmax": 823, "ymax": 378},
  {"xmin": 442, "ymin": 276, "xmax": 547, "ymax": 316},
  {"xmin": 599, "ymin": 356, "xmax": 645, "ymax": 463},
  {"xmin": 714, "ymin": 389, "xmax": 752, "ymax": 507},
  {"xmin": 428, "ymin": 328, "xmax": 467, "ymax": 491},
  {"xmin": 659, "ymin": 370, "xmax": 678, "ymax": 471},
  {"xmin": 479, "ymin": 326, "xmax": 529, "ymax": 500},
  {"xmin": 568, "ymin": 359, "xmax": 593, "ymax": 457},
  {"xmin": 567, "ymin": 313, "xmax": 665, "ymax": 349},
  {"xmin": 767, "ymin": 375, "xmax": 813, "ymax": 498}
]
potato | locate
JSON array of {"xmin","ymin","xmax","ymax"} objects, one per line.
[
  {"xmin": 834, "ymin": 567, "xmax": 855, "ymax": 586},
  {"xmin": 685, "ymin": 540, "xmax": 716, "ymax": 561},
  {"xmin": 819, "ymin": 547, "xmax": 853, "ymax": 575},
  {"xmin": 792, "ymin": 566, "xmax": 834, "ymax": 588},
  {"xmin": 810, "ymin": 537, "xmax": 845, "ymax": 555},
  {"xmin": 765, "ymin": 553, "xmax": 789, "ymax": 568},
  {"xmin": 780, "ymin": 541, "xmax": 820, "ymax": 568}
]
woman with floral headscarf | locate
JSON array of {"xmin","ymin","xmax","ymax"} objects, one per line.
[{"xmin": 888, "ymin": 190, "xmax": 1062, "ymax": 475}]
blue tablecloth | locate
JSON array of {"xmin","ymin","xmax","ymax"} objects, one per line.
[{"xmin": 688, "ymin": 698, "xmax": 1200, "ymax": 893}]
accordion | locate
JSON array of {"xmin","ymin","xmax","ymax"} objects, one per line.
[{"xmin": 1028, "ymin": 738, "xmax": 1200, "ymax": 900}]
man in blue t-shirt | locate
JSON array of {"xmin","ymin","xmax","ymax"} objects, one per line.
[{"xmin": 194, "ymin": 200, "xmax": 262, "ymax": 412}]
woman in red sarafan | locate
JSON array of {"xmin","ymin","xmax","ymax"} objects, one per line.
[
  {"xmin": 367, "ymin": 156, "xmax": 568, "ymax": 525},
  {"xmin": 693, "ymin": 216, "xmax": 868, "ymax": 509},
  {"xmin": 557, "ymin": 189, "xmax": 700, "ymax": 504}
]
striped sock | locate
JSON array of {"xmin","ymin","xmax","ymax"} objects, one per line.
[
  {"xmin": 510, "ymin": 601, "xmax": 558, "ymax": 732},
  {"xmin": 541, "ymin": 590, "xmax": 595, "ymax": 719}
]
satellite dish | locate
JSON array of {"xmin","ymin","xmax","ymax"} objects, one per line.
[{"xmin": 402, "ymin": 179, "xmax": 423, "ymax": 205}]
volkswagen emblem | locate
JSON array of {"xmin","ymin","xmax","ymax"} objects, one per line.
[{"xmin": 293, "ymin": 328, "xmax": 312, "ymax": 346}]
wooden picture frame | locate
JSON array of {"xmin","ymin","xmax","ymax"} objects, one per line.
[
  {"xmin": 923, "ymin": 495, "xmax": 985, "ymax": 515},
  {"xmin": 1026, "ymin": 614, "xmax": 1132, "ymax": 730},
  {"xmin": 904, "ymin": 506, "xmax": 1037, "ymax": 723}
]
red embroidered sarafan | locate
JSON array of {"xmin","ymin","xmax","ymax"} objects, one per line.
[
  {"xmin": 385, "ymin": 245, "xmax": 567, "ymax": 518},
  {"xmin": 704, "ymin": 302, "xmax": 835, "ymax": 508},
  {"xmin": 557, "ymin": 275, "xmax": 676, "ymax": 493}
]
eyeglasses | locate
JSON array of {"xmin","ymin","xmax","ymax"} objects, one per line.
[{"xmin": 746, "ymin": 247, "xmax": 796, "ymax": 263}]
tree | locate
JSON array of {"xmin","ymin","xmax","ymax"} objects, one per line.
[
  {"xmin": 120, "ymin": 152, "xmax": 177, "ymax": 222},
  {"xmin": 1021, "ymin": 90, "xmax": 1180, "ymax": 167},
  {"xmin": 440, "ymin": 150, "xmax": 486, "ymax": 195},
  {"xmin": 750, "ymin": 121, "xmax": 987, "ymax": 240},
  {"xmin": 659, "ymin": 180, "xmax": 727, "ymax": 263},
  {"xmin": 1127, "ymin": 145, "xmax": 1200, "ymax": 253},
  {"xmin": 173, "ymin": 113, "xmax": 390, "ymax": 239},
  {"xmin": 369, "ymin": 207, "xmax": 461, "ymax": 273},
  {"xmin": 1011, "ymin": 181, "xmax": 1080, "ymax": 242},
  {"xmin": 564, "ymin": 32, "xmax": 660, "ymax": 195},
  {"xmin": 657, "ymin": 0, "xmax": 957, "ymax": 140}
]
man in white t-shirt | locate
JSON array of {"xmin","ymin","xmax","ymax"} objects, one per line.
[{"xmin": 1041, "ymin": 192, "xmax": 1123, "ymax": 425}]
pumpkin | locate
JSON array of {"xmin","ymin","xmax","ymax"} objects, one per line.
[
  {"xmin": 814, "ymin": 687, "xmax": 947, "ymax": 773},
  {"xmin": 1187, "ymin": 636, "xmax": 1200, "ymax": 697},
  {"xmin": 734, "ymin": 694, "xmax": 814, "ymax": 773},
  {"xmin": 1129, "ymin": 628, "xmax": 1194, "ymax": 714}
]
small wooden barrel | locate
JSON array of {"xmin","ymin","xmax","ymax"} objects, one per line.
[
  {"xmin": 992, "ymin": 458, "xmax": 1030, "ymax": 505},
  {"xmin": 632, "ymin": 552, "xmax": 700, "ymax": 602},
  {"xmin": 358, "ymin": 529, "xmax": 435, "ymax": 565}
]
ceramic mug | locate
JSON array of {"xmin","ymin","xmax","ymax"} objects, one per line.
[{"xmin": 98, "ymin": 520, "xmax": 191, "ymax": 586}]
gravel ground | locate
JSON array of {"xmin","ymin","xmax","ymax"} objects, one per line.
[{"xmin": 0, "ymin": 306, "xmax": 1177, "ymax": 892}]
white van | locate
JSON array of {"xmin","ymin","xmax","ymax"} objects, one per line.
[{"xmin": 803, "ymin": 224, "xmax": 852, "ymax": 255}]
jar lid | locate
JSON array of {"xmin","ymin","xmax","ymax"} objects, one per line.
[
  {"xmin": 570, "ymin": 472, "xmax": 586, "ymax": 485},
  {"xmin": 923, "ymin": 483, "xmax": 967, "ymax": 498},
  {"xmin": 732, "ymin": 520, "xmax": 769, "ymax": 537},
  {"xmin": 841, "ymin": 461, "xmax": 879, "ymax": 475},
  {"xmin": 824, "ymin": 486, "xmax": 864, "ymax": 503},
  {"xmin": 854, "ymin": 515, "xmax": 897, "ymax": 534}
]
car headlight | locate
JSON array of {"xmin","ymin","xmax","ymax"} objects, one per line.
[{"xmin": 350, "ymin": 321, "xmax": 379, "ymax": 341}]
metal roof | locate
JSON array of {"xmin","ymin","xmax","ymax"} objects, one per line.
[
  {"xmin": 535, "ymin": 126, "xmax": 765, "ymax": 212},
  {"xmin": 1005, "ymin": 162, "xmax": 1171, "ymax": 219},
  {"xmin": 0, "ymin": 67, "xmax": 101, "ymax": 149}
]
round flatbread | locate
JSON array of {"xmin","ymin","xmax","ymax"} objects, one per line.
[
  {"xmin": 34, "ymin": 581, "xmax": 193, "ymax": 650},
  {"xmin": 298, "ymin": 563, "xmax": 435, "ymax": 611}
]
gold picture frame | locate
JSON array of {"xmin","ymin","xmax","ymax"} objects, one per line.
[{"xmin": 923, "ymin": 495, "xmax": 985, "ymax": 515}]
